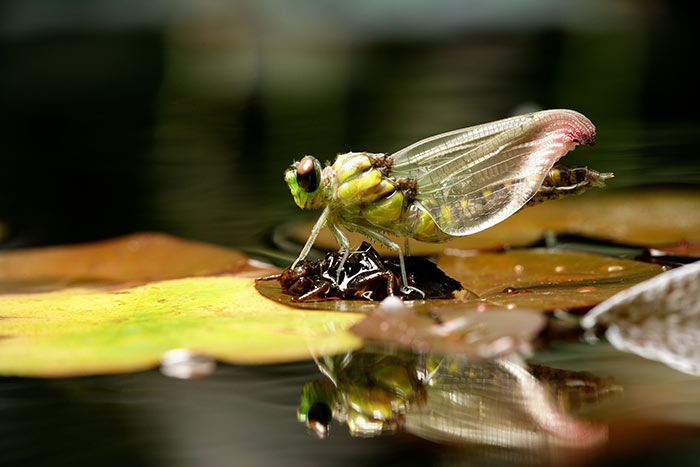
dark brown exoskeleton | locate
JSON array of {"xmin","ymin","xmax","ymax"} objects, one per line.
[
  {"xmin": 258, "ymin": 242, "xmax": 400, "ymax": 301},
  {"xmin": 258, "ymin": 242, "xmax": 461, "ymax": 302}
]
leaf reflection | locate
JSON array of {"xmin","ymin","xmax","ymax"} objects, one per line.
[{"xmin": 299, "ymin": 349, "xmax": 621, "ymax": 456}]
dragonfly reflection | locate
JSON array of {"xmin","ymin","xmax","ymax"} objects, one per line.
[{"xmin": 298, "ymin": 349, "xmax": 621, "ymax": 453}]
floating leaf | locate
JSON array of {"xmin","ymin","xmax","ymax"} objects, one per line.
[
  {"xmin": 649, "ymin": 242, "xmax": 700, "ymax": 258},
  {"xmin": 535, "ymin": 189, "xmax": 700, "ymax": 246},
  {"xmin": 0, "ymin": 277, "xmax": 363, "ymax": 377},
  {"xmin": 349, "ymin": 296, "xmax": 545, "ymax": 358},
  {"xmin": 582, "ymin": 261, "xmax": 700, "ymax": 376},
  {"xmin": 0, "ymin": 232, "xmax": 266, "ymax": 286},
  {"xmin": 281, "ymin": 189, "xmax": 700, "ymax": 255},
  {"xmin": 438, "ymin": 249, "xmax": 664, "ymax": 312}
]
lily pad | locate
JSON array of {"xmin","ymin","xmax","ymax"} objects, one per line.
[
  {"xmin": 281, "ymin": 189, "xmax": 700, "ymax": 255},
  {"xmin": 582, "ymin": 261, "xmax": 700, "ymax": 376},
  {"xmin": 438, "ymin": 249, "xmax": 664, "ymax": 312},
  {"xmin": 649, "ymin": 242, "xmax": 700, "ymax": 258},
  {"xmin": 0, "ymin": 277, "xmax": 363, "ymax": 377},
  {"xmin": 531, "ymin": 189, "xmax": 700, "ymax": 246},
  {"xmin": 0, "ymin": 232, "xmax": 267, "ymax": 286}
]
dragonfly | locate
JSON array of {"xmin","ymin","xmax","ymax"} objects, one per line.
[{"xmin": 285, "ymin": 109, "xmax": 598, "ymax": 294}]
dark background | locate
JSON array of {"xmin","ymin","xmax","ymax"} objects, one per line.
[
  {"xmin": 1, "ymin": 3, "xmax": 700, "ymax": 465},
  {"xmin": 1, "ymin": 0, "xmax": 698, "ymax": 252}
]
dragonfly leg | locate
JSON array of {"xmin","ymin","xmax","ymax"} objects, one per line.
[
  {"xmin": 326, "ymin": 217, "xmax": 351, "ymax": 282},
  {"xmin": 340, "ymin": 221, "xmax": 425, "ymax": 298},
  {"xmin": 292, "ymin": 206, "xmax": 331, "ymax": 268},
  {"xmin": 404, "ymin": 237, "xmax": 411, "ymax": 257}
]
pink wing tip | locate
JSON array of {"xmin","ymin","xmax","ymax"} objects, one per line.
[
  {"xmin": 566, "ymin": 109, "xmax": 596, "ymax": 146},
  {"xmin": 539, "ymin": 109, "xmax": 596, "ymax": 147},
  {"xmin": 574, "ymin": 131, "xmax": 596, "ymax": 146}
]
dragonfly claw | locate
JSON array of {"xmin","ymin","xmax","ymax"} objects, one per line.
[{"xmin": 400, "ymin": 284, "xmax": 425, "ymax": 299}]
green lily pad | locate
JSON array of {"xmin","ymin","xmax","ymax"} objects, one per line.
[
  {"xmin": 438, "ymin": 249, "xmax": 664, "ymax": 312},
  {"xmin": 282, "ymin": 189, "xmax": 700, "ymax": 255},
  {"xmin": 0, "ymin": 277, "xmax": 363, "ymax": 377},
  {"xmin": 0, "ymin": 232, "xmax": 270, "ymax": 287}
]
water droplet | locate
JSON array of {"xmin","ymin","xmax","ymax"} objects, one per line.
[
  {"xmin": 506, "ymin": 303, "xmax": 518, "ymax": 310},
  {"xmin": 476, "ymin": 303, "xmax": 487, "ymax": 312},
  {"xmin": 379, "ymin": 296, "xmax": 405, "ymax": 313},
  {"xmin": 577, "ymin": 286, "xmax": 598, "ymax": 293},
  {"xmin": 555, "ymin": 265, "xmax": 566, "ymax": 272},
  {"xmin": 606, "ymin": 265, "xmax": 623, "ymax": 272},
  {"xmin": 513, "ymin": 264, "xmax": 524, "ymax": 274},
  {"xmin": 160, "ymin": 348, "xmax": 216, "ymax": 379}
]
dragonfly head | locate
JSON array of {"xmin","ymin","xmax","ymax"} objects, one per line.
[{"xmin": 286, "ymin": 156, "xmax": 325, "ymax": 210}]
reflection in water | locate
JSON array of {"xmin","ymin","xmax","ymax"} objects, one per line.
[{"xmin": 299, "ymin": 349, "xmax": 621, "ymax": 461}]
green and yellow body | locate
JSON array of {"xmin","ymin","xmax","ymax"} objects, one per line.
[{"xmin": 324, "ymin": 152, "xmax": 452, "ymax": 242}]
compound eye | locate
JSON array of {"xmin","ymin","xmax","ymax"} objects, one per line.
[{"xmin": 297, "ymin": 156, "xmax": 319, "ymax": 192}]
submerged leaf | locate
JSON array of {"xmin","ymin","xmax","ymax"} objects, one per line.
[
  {"xmin": 0, "ymin": 277, "xmax": 362, "ymax": 377},
  {"xmin": 582, "ymin": 261, "xmax": 700, "ymax": 376},
  {"xmin": 350, "ymin": 296, "xmax": 545, "ymax": 358},
  {"xmin": 0, "ymin": 232, "xmax": 263, "ymax": 285},
  {"xmin": 438, "ymin": 249, "xmax": 664, "ymax": 312}
]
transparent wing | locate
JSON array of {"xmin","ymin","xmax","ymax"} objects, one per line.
[{"xmin": 389, "ymin": 109, "xmax": 596, "ymax": 236}]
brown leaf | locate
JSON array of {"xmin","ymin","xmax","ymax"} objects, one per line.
[
  {"xmin": 649, "ymin": 241, "xmax": 700, "ymax": 258},
  {"xmin": 0, "ymin": 232, "xmax": 264, "ymax": 286},
  {"xmin": 438, "ymin": 249, "xmax": 664, "ymax": 312},
  {"xmin": 521, "ymin": 189, "xmax": 700, "ymax": 246}
]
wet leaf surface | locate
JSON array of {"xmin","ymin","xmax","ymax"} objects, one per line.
[
  {"xmin": 349, "ymin": 296, "xmax": 545, "ymax": 358},
  {"xmin": 438, "ymin": 249, "xmax": 664, "ymax": 312},
  {"xmin": 582, "ymin": 260, "xmax": 700, "ymax": 376},
  {"xmin": 532, "ymin": 189, "xmax": 700, "ymax": 246},
  {"xmin": 649, "ymin": 242, "xmax": 700, "ymax": 258},
  {"xmin": 282, "ymin": 189, "xmax": 700, "ymax": 255},
  {"xmin": 0, "ymin": 277, "xmax": 363, "ymax": 377},
  {"xmin": 0, "ymin": 232, "xmax": 266, "ymax": 286}
]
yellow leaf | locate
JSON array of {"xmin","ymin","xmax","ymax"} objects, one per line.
[{"xmin": 0, "ymin": 277, "xmax": 363, "ymax": 377}]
